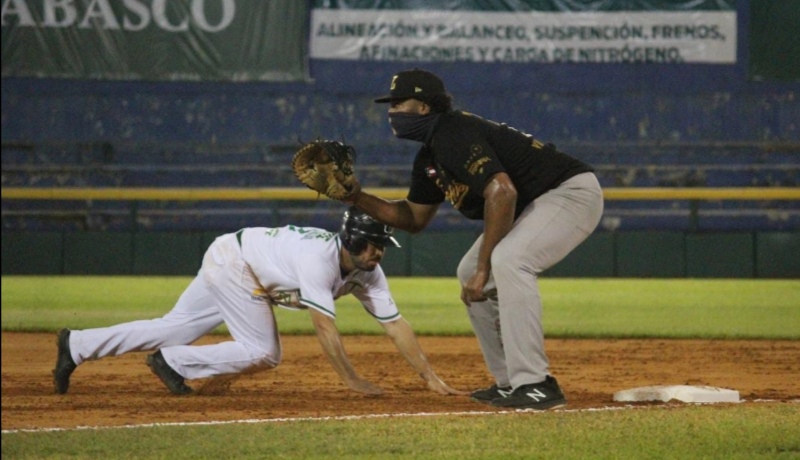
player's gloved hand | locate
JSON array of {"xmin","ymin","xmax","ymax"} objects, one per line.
[
  {"xmin": 346, "ymin": 377, "xmax": 384, "ymax": 395},
  {"xmin": 292, "ymin": 139, "xmax": 360, "ymax": 201}
]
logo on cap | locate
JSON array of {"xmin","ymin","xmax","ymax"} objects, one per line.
[{"xmin": 375, "ymin": 69, "xmax": 446, "ymax": 103}]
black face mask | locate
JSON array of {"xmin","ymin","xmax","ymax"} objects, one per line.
[{"xmin": 388, "ymin": 112, "xmax": 441, "ymax": 142}]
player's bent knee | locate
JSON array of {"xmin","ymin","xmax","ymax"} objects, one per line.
[
  {"xmin": 456, "ymin": 256, "xmax": 474, "ymax": 284},
  {"xmin": 260, "ymin": 350, "xmax": 281, "ymax": 369},
  {"xmin": 242, "ymin": 343, "xmax": 281, "ymax": 372},
  {"xmin": 246, "ymin": 352, "xmax": 280, "ymax": 374}
]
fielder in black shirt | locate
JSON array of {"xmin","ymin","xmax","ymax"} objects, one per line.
[{"xmin": 345, "ymin": 68, "xmax": 604, "ymax": 410}]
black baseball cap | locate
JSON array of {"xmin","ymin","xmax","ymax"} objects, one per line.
[{"xmin": 374, "ymin": 69, "xmax": 447, "ymax": 103}]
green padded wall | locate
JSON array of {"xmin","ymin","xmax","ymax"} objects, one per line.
[
  {"xmin": 686, "ymin": 233, "xmax": 755, "ymax": 278},
  {"xmin": 2, "ymin": 231, "xmax": 798, "ymax": 278},
  {"xmin": 544, "ymin": 232, "xmax": 615, "ymax": 277},
  {"xmin": 1, "ymin": 232, "xmax": 62, "ymax": 275},
  {"xmin": 756, "ymin": 232, "xmax": 800, "ymax": 278},
  {"xmin": 63, "ymin": 232, "xmax": 133, "ymax": 275},
  {"xmin": 616, "ymin": 231, "xmax": 685, "ymax": 277},
  {"xmin": 132, "ymin": 232, "xmax": 203, "ymax": 276},
  {"xmin": 410, "ymin": 231, "xmax": 477, "ymax": 276}
]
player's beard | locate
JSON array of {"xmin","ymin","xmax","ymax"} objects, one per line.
[{"xmin": 352, "ymin": 254, "xmax": 380, "ymax": 272}]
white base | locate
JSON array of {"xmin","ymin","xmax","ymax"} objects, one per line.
[{"xmin": 613, "ymin": 385, "xmax": 740, "ymax": 403}]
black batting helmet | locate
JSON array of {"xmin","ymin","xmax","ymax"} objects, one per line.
[{"xmin": 339, "ymin": 207, "xmax": 401, "ymax": 254}]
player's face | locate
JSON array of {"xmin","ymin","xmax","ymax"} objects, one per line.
[{"xmin": 351, "ymin": 242, "xmax": 385, "ymax": 272}]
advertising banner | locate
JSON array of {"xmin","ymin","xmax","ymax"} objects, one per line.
[
  {"xmin": 2, "ymin": 0, "xmax": 308, "ymax": 81},
  {"xmin": 311, "ymin": 1, "xmax": 736, "ymax": 64}
]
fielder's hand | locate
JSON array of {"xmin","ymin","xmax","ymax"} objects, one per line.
[{"xmin": 461, "ymin": 269, "xmax": 491, "ymax": 305}]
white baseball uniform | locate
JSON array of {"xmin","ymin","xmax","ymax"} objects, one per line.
[{"xmin": 67, "ymin": 225, "xmax": 400, "ymax": 379}]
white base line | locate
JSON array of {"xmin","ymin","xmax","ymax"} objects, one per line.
[{"xmin": 3, "ymin": 399, "xmax": 796, "ymax": 435}]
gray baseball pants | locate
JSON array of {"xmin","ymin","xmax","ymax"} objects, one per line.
[{"xmin": 457, "ymin": 172, "xmax": 603, "ymax": 389}]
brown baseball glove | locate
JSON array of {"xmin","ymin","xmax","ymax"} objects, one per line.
[{"xmin": 292, "ymin": 139, "xmax": 360, "ymax": 200}]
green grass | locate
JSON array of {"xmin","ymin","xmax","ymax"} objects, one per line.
[
  {"xmin": 2, "ymin": 276, "xmax": 798, "ymax": 339},
  {"xmin": 3, "ymin": 405, "xmax": 798, "ymax": 459}
]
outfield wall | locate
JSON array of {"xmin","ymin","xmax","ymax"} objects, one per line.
[{"xmin": 2, "ymin": 229, "xmax": 798, "ymax": 278}]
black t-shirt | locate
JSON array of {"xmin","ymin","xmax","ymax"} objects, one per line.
[{"xmin": 408, "ymin": 111, "xmax": 593, "ymax": 220}]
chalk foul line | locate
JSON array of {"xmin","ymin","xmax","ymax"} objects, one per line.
[{"xmin": 3, "ymin": 399, "xmax": 797, "ymax": 435}]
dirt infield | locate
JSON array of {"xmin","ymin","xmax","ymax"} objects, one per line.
[{"xmin": 2, "ymin": 332, "xmax": 799, "ymax": 431}]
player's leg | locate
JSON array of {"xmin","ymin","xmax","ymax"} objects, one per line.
[
  {"xmin": 492, "ymin": 172, "xmax": 603, "ymax": 389},
  {"xmin": 457, "ymin": 238, "xmax": 510, "ymax": 392},
  {"xmin": 54, "ymin": 261, "xmax": 224, "ymax": 393},
  {"xmin": 67, "ymin": 275, "xmax": 223, "ymax": 367},
  {"xmin": 160, "ymin": 233, "xmax": 281, "ymax": 380}
]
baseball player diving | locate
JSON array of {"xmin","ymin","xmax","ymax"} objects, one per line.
[
  {"xmin": 53, "ymin": 207, "xmax": 465, "ymax": 397},
  {"xmin": 336, "ymin": 68, "xmax": 604, "ymax": 410}
]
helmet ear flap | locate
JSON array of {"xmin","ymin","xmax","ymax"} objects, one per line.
[
  {"xmin": 348, "ymin": 236, "xmax": 369, "ymax": 254},
  {"xmin": 339, "ymin": 228, "xmax": 368, "ymax": 255}
]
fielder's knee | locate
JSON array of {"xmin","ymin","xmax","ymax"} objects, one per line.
[{"xmin": 456, "ymin": 255, "xmax": 474, "ymax": 285}]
